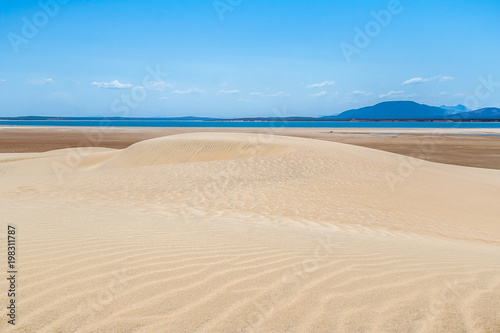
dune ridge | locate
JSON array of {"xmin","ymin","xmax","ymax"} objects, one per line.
[
  {"xmin": 1, "ymin": 132, "xmax": 499, "ymax": 332},
  {"xmin": 97, "ymin": 134, "xmax": 292, "ymax": 169}
]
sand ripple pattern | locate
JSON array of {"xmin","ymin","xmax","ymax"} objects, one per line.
[{"xmin": 1, "ymin": 132, "xmax": 499, "ymax": 332}]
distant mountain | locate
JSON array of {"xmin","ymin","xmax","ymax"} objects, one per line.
[
  {"xmin": 323, "ymin": 101, "xmax": 447, "ymax": 120},
  {"xmin": 447, "ymin": 107, "xmax": 500, "ymax": 120},
  {"xmin": 440, "ymin": 104, "xmax": 471, "ymax": 114},
  {"xmin": 2, "ymin": 103, "xmax": 499, "ymax": 122}
]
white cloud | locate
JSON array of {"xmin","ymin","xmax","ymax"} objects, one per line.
[
  {"xmin": 160, "ymin": 97, "xmax": 170, "ymax": 101},
  {"xmin": 379, "ymin": 90, "xmax": 405, "ymax": 98},
  {"xmin": 402, "ymin": 75, "xmax": 455, "ymax": 85},
  {"xmin": 172, "ymin": 88, "xmax": 205, "ymax": 94},
  {"xmin": 439, "ymin": 76, "xmax": 455, "ymax": 82},
  {"xmin": 27, "ymin": 78, "xmax": 53, "ymax": 85},
  {"xmin": 311, "ymin": 91, "xmax": 327, "ymax": 97},
  {"xmin": 402, "ymin": 78, "xmax": 430, "ymax": 85},
  {"xmin": 0, "ymin": 79, "xmax": 6, "ymax": 82},
  {"xmin": 91, "ymin": 80, "xmax": 133, "ymax": 89},
  {"xmin": 237, "ymin": 99, "xmax": 250, "ymax": 103},
  {"xmin": 266, "ymin": 91, "xmax": 289, "ymax": 97},
  {"xmin": 249, "ymin": 91, "xmax": 289, "ymax": 97},
  {"xmin": 218, "ymin": 89, "xmax": 240, "ymax": 94},
  {"xmin": 145, "ymin": 81, "xmax": 173, "ymax": 91},
  {"xmin": 307, "ymin": 81, "xmax": 335, "ymax": 88},
  {"xmin": 350, "ymin": 90, "xmax": 375, "ymax": 97}
]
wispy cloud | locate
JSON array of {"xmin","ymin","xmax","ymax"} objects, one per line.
[
  {"xmin": 91, "ymin": 80, "xmax": 133, "ymax": 89},
  {"xmin": 350, "ymin": 90, "xmax": 375, "ymax": 97},
  {"xmin": 306, "ymin": 81, "xmax": 335, "ymax": 88},
  {"xmin": 249, "ymin": 91, "xmax": 289, "ymax": 97},
  {"xmin": 172, "ymin": 88, "xmax": 205, "ymax": 94},
  {"xmin": 402, "ymin": 75, "xmax": 455, "ymax": 85},
  {"xmin": 307, "ymin": 81, "xmax": 335, "ymax": 88},
  {"xmin": 145, "ymin": 81, "xmax": 173, "ymax": 91},
  {"xmin": 344, "ymin": 90, "xmax": 376, "ymax": 103},
  {"xmin": 311, "ymin": 91, "xmax": 327, "ymax": 97},
  {"xmin": 0, "ymin": 79, "xmax": 6, "ymax": 82},
  {"xmin": 379, "ymin": 90, "xmax": 405, "ymax": 98},
  {"xmin": 27, "ymin": 78, "xmax": 53, "ymax": 85},
  {"xmin": 218, "ymin": 89, "xmax": 240, "ymax": 94},
  {"xmin": 344, "ymin": 90, "xmax": 375, "ymax": 103},
  {"xmin": 160, "ymin": 97, "xmax": 170, "ymax": 101},
  {"xmin": 237, "ymin": 99, "xmax": 250, "ymax": 103},
  {"xmin": 266, "ymin": 91, "xmax": 289, "ymax": 97}
]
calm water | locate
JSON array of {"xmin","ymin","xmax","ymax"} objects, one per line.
[{"xmin": 1, "ymin": 120, "xmax": 500, "ymax": 128}]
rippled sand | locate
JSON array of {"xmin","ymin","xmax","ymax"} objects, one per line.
[{"xmin": 1, "ymin": 132, "xmax": 499, "ymax": 332}]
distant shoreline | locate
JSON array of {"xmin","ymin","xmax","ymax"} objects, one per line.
[
  {"xmin": 1, "ymin": 119, "xmax": 500, "ymax": 129},
  {"xmin": 1, "ymin": 117, "xmax": 500, "ymax": 122}
]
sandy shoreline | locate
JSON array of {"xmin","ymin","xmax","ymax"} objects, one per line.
[
  {"xmin": 1, "ymin": 126, "xmax": 500, "ymax": 170},
  {"xmin": 1, "ymin": 130, "xmax": 500, "ymax": 332}
]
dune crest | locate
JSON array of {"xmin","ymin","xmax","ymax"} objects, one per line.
[{"xmin": 97, "ymin": 133, "xmax": 293, "ymax": 169}]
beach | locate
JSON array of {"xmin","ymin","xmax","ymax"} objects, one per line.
[
  {"xmin": 1, "ymin": 127, "xmax": 500, "ymax": 332},
  {"xmin": 2, "ymin": 126, "xmax": 500, "ymax": 169}
]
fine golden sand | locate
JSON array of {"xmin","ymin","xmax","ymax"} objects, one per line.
[
  {"xmin": 1, "ymin": 132, "xmax": 499, "ymax": 332},
  {"xmin": 2, "ymin": 126, "xmax": 500, "ymax": 170}
]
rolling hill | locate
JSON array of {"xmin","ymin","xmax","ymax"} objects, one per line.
[{"xmin": 322, "ymin": 101, "xmax": 448, "ymax": 120}]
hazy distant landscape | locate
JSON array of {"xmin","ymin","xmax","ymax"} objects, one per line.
[{"xmin": 3, "ymin": 101, "xmax": 499, "ymax": 122}]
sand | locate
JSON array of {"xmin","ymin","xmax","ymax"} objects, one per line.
[
  {"xmin": 2, "ymin": 126, "xmax": 500, "ymax": 170},
  {"xmin": 1, "ymin": 131, "xmax": 499, "ymax": 332}
]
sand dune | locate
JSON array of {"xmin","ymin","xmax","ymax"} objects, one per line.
[
  {"xmin": 98, "ymin": 134, "xmax": 291, "ymax": 169},
  {"xmin": 1, "ymin": 132, "xmax": 499, "ymax": 332}
]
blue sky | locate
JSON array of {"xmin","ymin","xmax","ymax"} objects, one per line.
[{"xmin": 0, "ymin": 0, "xmax": 499, "ymax": 117}]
